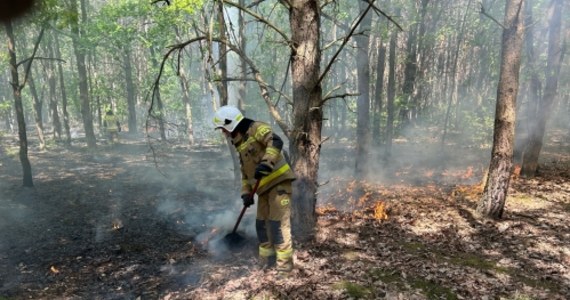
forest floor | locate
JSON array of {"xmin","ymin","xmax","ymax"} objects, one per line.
[{"xmin": 0, "ymin": 129, "xmax": 569, "ymax": 300}]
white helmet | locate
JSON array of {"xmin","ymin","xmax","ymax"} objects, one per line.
[{"xmin": 213, "ymin": 105, "xmax": 244, "ymax": 132}]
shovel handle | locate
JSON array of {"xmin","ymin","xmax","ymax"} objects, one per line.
[{"xmin": 231, "ymin": 180, "xmax": 260, "ymax": 234}]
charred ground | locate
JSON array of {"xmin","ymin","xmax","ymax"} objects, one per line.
[{"xmin": 0, "ymin": 130, "xmax": 569, "ymax": 299}]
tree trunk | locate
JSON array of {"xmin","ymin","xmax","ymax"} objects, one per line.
[
  {"xmin": 218, "ymin": 0, "xmax": 228, "ymax": 106},
  {"xmin": 149, "ymin": 47, "xmax": 166, "ymax": 141},
  {"xmin": 289, "ymin": 0, "xmax": 322, "ymax": 242},
  {"xmin": 70, "ymin": 0, "xmax": 96, "ymax": 148},
  {"xmin": 520, "ymin": 0, "xmax": 564, "ymax": 178},
  {"xmin": 373, "ymin": 37, "xmax": 386, "ymax": 145},
  {"xmin": 442, "ymin": 1, "xmax": 471, "ymax": 146},
  {"xmin": 54, "ymin": 32, "xmax": 71, "ymax": 145},
  {"xmin": 27, "ymin": 72, "xmax": 46, "ymax": 150},
  {"xmin": 46, "ymin": 33, "xmax": 62, "ymax": 140},
  {"xmin": 237, "ymin": 0, "xmax": 247, "ymax": 110},
  {"xmin": 5, "ymin": 21, "xmax": 33, "ymax": 187},
  {"xmin": 178, "ymin": 68, "xmax": 195, "ymax": 146},
  {"xmin": 124, "ymin": 46, "xmax": 138, "ymax": 134},
  {"xmin": 354, "ymin": 1, "xmax": 373, "ymax": 178},
  {"xmin": 477, "ymin": 0, "xmax": 525, "ymax": 219},
  {"xmin": 515, "ymin": 2, "xmax": 542, "ymax": 165},
  {"xmin": 411, "ymin": 0, "xmax": 430, "ymax": 121},
  {"xmin": 400, "ymin": 10, "xmax": 418, "ymax": 127},
  {"xmin": 385, "ymin": 20, "xmax": 398, "ymax": 160}
]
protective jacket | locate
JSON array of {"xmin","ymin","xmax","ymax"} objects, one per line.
[
  {"xmin": 103, "ymin": 114, "xmax": 120, "ymax": 132},
  {"xmin": 231, "ymin": 120, "xmax": 296, "ymax": 196}
]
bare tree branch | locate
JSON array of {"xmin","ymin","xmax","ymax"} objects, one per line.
[
  {"xmin": 151, "ymin": 0, "xmax": 170, "ymax": 6},
  {"xmin": 323, "ymin": 92, "xmax": 359, "ymax": 104},
  {"xmin": 479, "ymin": 3, "xmax": 507, "ymax": 29},
  {"xmin": 17, "ymin": 57, "xmax": 65, "ymax": 68},
  {"xmin": 364, "ymin": 0, "xmax": 403, "ymax": 31},
  {"xmin": 317, "ymin": 0, "xmax": 376, "ymax": 88},
  {"xmin": 222, "ymin": 0, "xmax": 291, "ymax": 48},
  {"xmin": 21, "ymin": 28, "xmax": 45, "ymax": 89},
  {"xmin": 150, "ymin": 35, "xmax": 291, "ymax": 137},
  {"xmin": 246, "ymin": 0, "xmax": 266, "ymax": 9}
]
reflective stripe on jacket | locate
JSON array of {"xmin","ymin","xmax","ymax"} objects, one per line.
[
  {"xmin": 232, "ymin": 121, "xmax": 296, "ymax": 195},
  {"xmin": 104, "ymin": 114, "xmax": 119, "ymax": 132}
]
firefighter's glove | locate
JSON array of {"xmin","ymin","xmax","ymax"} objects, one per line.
[
  {"xmin": 241, "ymin": 194, "xmax": 254, "ymax": 207},
  {"xmin": 254, "ymin": 162, "xmax": 273, "ymax": 180}
]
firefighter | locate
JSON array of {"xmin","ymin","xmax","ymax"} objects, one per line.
[
  {"xmin": 103, "ymin": 110, "xmax": 121, "ymax": 144},
  {"xmin": 213, "ymin": 105, "xmax": 296, "ymax": 276}
]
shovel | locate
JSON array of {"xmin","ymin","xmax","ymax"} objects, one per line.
[{"xmin": 224, "ymin": 179, "xmax": 260, "ymax": 247}]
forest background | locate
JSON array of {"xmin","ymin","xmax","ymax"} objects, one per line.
[{"xmin": 0, "ymin": 0, "xmax": 569, "ymax": 299}]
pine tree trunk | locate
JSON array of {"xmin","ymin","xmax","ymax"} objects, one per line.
[
  {"xmin": 289, "ymin": 0, "xmax": 322, "ymax": 242},
  {"xmin": 355, "ymin": 1, "xmax": 373, "ymax": 178},
  {"xmin": 70, "ymin": 0, "xmax": 96, "ymax": 148},
  {"xmin": 124, "ymin": 46, "xmax": 138, "ymax": 134},
  {"xmin": 54, "ymin": 33, "xmax": 71, "ymax": 145},
  {"xmin": 178, "ymin": 68, "xmax": 194, "ymax": 146},
  {"xmin": 4, "ymin": 21, "xmax": 33, "ymax": 187},
  {"xmin": 46, "ymin": 34, "xmax": 62, "ymax": 140},
  {"xmin": 27, "ymin": 72, "xmax": 46, "ymax": 150},
  {"xmin": 477, "ymin": 0, "xmax": 525, "ymax": 219},
  {"xmin": 373, "ymin": 38, "xmax": 386, "ymax": 145},
  {"xmin": 149, "ymin": 47, "xmax": 166, "ymax": 141},
  {"xmin": 520, "ymin": 0, "xmax": 564, "ymax": 178},
  {"xmin": 385, "ymin": 21, "xmax": 398, "ymax": 159}
]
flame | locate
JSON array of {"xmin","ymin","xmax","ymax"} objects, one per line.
[
  {"xmin": 512, "ymin": 165, "xmax": 521, "ymax": 178},
  {"xmin": 112, "ymin": 219, "xmax": 123, "ymax": 230},
  {"xmin": 316, "ymin": 204, "xmax": 337, "ymax": 215},
  {"xmin": 373, "ymin": 201, "xmax": 388, "ymax": 220},
  {"xmin": 50, "ymin": 266, "xmax": 59, "ymax": 274},
  {"xmin": 358, "ymin": 192, "xmax": 371, "ymax": 206}
]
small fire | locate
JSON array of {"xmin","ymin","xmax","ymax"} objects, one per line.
[
  {"xmin": 358, "ymin": 192, "xmax": 372, "ymax": 206},
  {"xmin": 50, "ymin": 266, "xmax": 59, "ymax": 274},
  {"xmin": 112, "ymin": 219, "xmax": 123, "ymax": 231},
  {"xmin": 512, "ymin": 164, "xmax": 521, "ymax": 178},
  {"xmin": 373, "ymin": 201, "xmax": 388, "ymax": 221}
]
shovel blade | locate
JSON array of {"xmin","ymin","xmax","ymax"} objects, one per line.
[{"xmin": 224, "ymin": 231, "xmax": 246, "ymax": 248}]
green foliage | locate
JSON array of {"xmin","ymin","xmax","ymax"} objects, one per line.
[
  {"xmin": 165, "ymin": 0, "xmax": 203, "ymax": 15},
  {"xmin": 461, "ymin": 108, "xmax": 493, "ymax": 144},
  {"xmin": 0, "ymin": 101, "xmax": 11, "ymax": 113}
]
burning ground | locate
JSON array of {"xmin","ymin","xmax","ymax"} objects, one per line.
[{"xmin": 0, "ymin": 131, "xmax": 569, "ymax": 299}]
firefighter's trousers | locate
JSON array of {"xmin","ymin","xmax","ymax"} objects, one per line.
[{"xmin": 256, "ymin": 180, "xmax": 294, "ymax": 272}]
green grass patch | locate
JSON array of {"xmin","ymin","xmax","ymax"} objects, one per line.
[
  {"xmin": 410, "ymin": 278, "xmax": 458, "ymax": 300},
  {"xmin": 369, "ymin": 269, "xmax": 458, "ymax": 300},
  {"xmin": 401, "ymin": 241, "xmax": 426, "ymax": 253},
  {"xmin": 447, "ymin": 253, "xmax": 500, "ymax": 271},
  {"xmin": 332, "ymin": 281, "xmax": 373, "ymax": 299},
  {"xmin": 369, "ymin": 269, "xmax": 401, "ymax": 285},
  {"xmin": 4, "ymin": 146, "xmax": 18, "ymax": 158}
]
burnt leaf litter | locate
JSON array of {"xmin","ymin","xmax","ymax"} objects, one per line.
[{"xmin": 0, "ymin": 131, "xmax": 568, "ymax": 300}]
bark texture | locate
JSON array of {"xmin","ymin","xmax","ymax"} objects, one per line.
[
  {"xmin": 477, "ymin": 0, "xmax": 525, "ymax": 219},
  {"xmin": 520, "ymin": 0, "xmax": 564, "ymax": 177},
  {"xmin": 289, "ymin": 0, "xmax": 322, "ymax": 242}
]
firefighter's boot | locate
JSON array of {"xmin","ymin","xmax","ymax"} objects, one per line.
[{"xmin": 257, "ymin": 241, "xmax": 276, "ymax": 270}]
